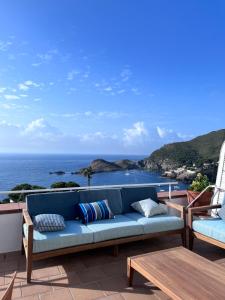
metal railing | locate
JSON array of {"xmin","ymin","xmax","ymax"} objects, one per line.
[{"xmin": 0, "ymin": 181, "xmax": 179, "ymax": 201}]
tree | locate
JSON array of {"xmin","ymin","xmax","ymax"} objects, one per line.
[
  {"xmin": 81, "ymin": 167, "xmax": 93, "ymax": 186},
  {"xmin": 50, "ymin": 181, "xmax": 80, "ymax": 189},
  {"xmin": 10, "ymin": 183, "xmax": 46, "ymax": 202}
]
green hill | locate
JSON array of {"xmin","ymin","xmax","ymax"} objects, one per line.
[{"xmin": 143, "ymin": 129, "xmax": 225, "ymax": 170}]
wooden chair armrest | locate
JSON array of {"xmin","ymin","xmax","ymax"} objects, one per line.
[
  {"xmin": 23, "ymin": 210, "xmax": 33, "ymax": 227},
  {"xmin": 188, "ymin": 204, "xmax": 221, "ymax": 229},
  {"xmin": 188, "ymin": 204, "xmax": 221, "ymax": 213}
]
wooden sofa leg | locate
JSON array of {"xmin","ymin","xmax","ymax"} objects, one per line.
[
  {"xmin": 181, "ymin": 230, "xmax": 187, "ymax": 248},
  {"xmin": 188, "ymin": 230, "xmax": 194, "ymax": 250},
  {"xmin": 113, "ymin": 245, "xmax": 119, "ymax": 257},
  {"xmin": 21, "ymin": 237, "xmax": 25, "ymax": 255},
  {"xmin": 26, "ymin": 256, "xmax": 32, "ymax": 283}
]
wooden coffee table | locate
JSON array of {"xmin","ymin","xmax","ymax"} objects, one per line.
[{"xmin": 127, "ymin": 246, "xmax": 225, "ymax": 300}]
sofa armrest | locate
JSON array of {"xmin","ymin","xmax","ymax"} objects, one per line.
[
  {"xmin": 160, "ymin": 199, "xmax": 185, "ymax": 213},
  {"xmin": 188, "ymin": 204, "xmax": 221, "ymax": 229},
  {"xmin": 22, "ymin": 210, "xmax": 33, "ymax": 257},
  {"xmin": 160, "ymin": 199, "xmax": 186, "ymax": 222},
  {"xmin": 23, "ymin": 210, "xmax": 33, "ymax": 227}
]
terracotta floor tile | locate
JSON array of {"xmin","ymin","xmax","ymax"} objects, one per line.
[
  {"xmin": 98, "ymin": 293, "xmax": 125, "ymax": 300},
  {"xmin": 121, "ymin": 288, "xmax": 158, "ymax": 300},
  {"xmin": 77, "ymin": 266, "xmax": 106, "ymax": 284},
  {"xmin": 12, "ymin": 282, "xmax": 22, "ymax": 299},
  {"xmin": 0, "ymin": 283, "xmax": 21, "ymax": 300},
  {"xmin": 99, "ymin": 275, "xmax": 128, "ymax": 296},
  {"xmin": 49, "ymin": 272, "xmax": 81, "ymax": 290},
  {"xmin": 1, "ymin": 260, "xmax": 18, "ymax": 272},
  {"xmin": 32, "ymin": 266, "xmax": 61, "ymax": 279},
  {"xmin": 69, "ymin": 282, "xmax": 106, "ymax": 300},
  {"xmin": 21, "ymin": 280, "xmax": 52, "ymax": 297},
  {"xmin": 14, "ymin": 295, "xmax": 39, "ymax": 300},
  {"xmin": 0, "ymin": 273, "xmax": 5, "ymax": 285},
  {"xmin": 4, "ymin": 270, "xmax": 27, "ymax": 284},
  {"xmin": 40, "ymin": 288, "xmax": 73, "ymax": 300},
  {"xmin": 101, "ymin": 261, "xmax": 127, "ymax": 278},
  {"xmin": 58, "ymin": 259, "xmax": 86, "ymax": 274}
]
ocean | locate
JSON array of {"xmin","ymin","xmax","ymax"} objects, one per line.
[{"xmin": 0, "ymin": 154, "xmax": 187, "ymax": 200}]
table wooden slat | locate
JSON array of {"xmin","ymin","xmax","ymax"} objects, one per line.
[{"xmin": 128, "ymin": 247, "xmax": 225, "ymax": 300}]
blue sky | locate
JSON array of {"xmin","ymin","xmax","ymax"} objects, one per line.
[{"xmin": 0, "ymin": 0, "xmax": 225, "ymax": 155}]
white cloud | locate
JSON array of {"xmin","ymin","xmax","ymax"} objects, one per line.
[
  {"xmin": 0, "ymin": 103, "xmax": 29, "ymax": 110},
  {"xmin": 117, "ymin": 89, "xmax": 125, "ymax": 94},
  {"xmin": 104, "ymin": 86, "xmax": 113, "ymax": 92},
  {"xmin": 80, "ymin": 131, "xmax": 106, "ymax": 142},
  {"xmin": 84, "ymin": 111, "xmax": 92, "ymax": 117},
  {"xmin": 0, "ymin": 40, "xmax": 13, "ymax": 51},
  {"xmin": 0, "ymin": 103, "xmax": 16, "ymax": 110},
  {"xmin": 32, "ymin": 49, "xmax": 59, "ymax": 67},
  {"xmin": 31, "ymin": 62, "xmax": 42, "ymax": 67},
  {"xmin": 67, "ymin": 70, "xmax": 79, "ymax": 81},
  {"xmin": 4, "ymin": 94, "xmax": 20, "ymax": 100},
  {"xmin": 0, "ymin": 87, "xmax": 7, "ymax": 93},
  {"xmin": 18, "ymin": 80, "xmax": 40, "ymax": 91},
  {"xmin": 156, "ymin": 126, "xmax": 173, "ymax": 138},
  {"xmin": 131, "ymin": 88, "xmax": 141, "ymax": 95},
  {"xmin": 18, "ymin": 83, "xmax": 29, "ymax": 91},
  {"xmin": 123, "ymin": 122, "xmax": 148, "ymax": 144},
  {"xmin": 97, "ymin": 111, "xmax": 129, "ymax": 118},
  {"xmin": 23, "ymin": 118, "xmax": 60, "ymax": 138},
  {"xmin": 120, "ymin": 68, "xmax": 132, "ymax": 82},
  {"xmin": 156, "ymin": 126, "xmax": 191, "ymax": 141}
]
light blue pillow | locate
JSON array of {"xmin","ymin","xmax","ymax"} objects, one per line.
[
  {"xmin": 131, "ymin": 198, "xmax": 167, "ymax": 217},
  {"xmin": 33, "ymin": 214, "xmax": 65, "ymax": 232}
]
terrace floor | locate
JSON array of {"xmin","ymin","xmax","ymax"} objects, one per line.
[{"xmin": 1, "ymin": 235, "xmax": 225, "ymax": 300}]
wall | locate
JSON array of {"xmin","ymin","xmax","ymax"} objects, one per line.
[{"xmin": 0, "ymin": 213, "xmax": 23, "ymax": 253}]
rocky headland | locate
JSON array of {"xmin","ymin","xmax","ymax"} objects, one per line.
[
  {"xmin": 75, "ymin": 159, "xmax": 140, "ymax": 174},
  {"xmin": 140, "ymin": 129, "xmax": 225, "ymax": 183}
]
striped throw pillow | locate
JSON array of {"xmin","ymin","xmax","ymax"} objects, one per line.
[{"xmin": 78, "ymin": 199, "xmax": 114, "ymax": 224}]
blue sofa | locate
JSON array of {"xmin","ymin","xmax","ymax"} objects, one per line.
[{"xmin": 22, "ymin": 186, "xmax": 185, "ymax": 282}]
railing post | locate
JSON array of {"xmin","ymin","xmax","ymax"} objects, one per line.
[{"xmin": 169, "ymin": 184, "xmax": 172, "ymax": 200}]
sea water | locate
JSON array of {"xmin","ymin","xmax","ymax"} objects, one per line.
[{"xmin": 0, "ymin": 154, "xmax": 187, "ymax": 200}]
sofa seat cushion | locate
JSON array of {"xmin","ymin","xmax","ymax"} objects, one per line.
[
  {"xmin": 23, "ymin": 220, "xmax": 94, "ymax": 253},
  {"xmin": 192, "ymin": 218, "xmax": 225, "ymax": 243},
  {"xmin": 86, "ymin": 214, "xmax": 144, "ymax": 243},
  {"xmin": 125, "ymin": 212, "xmax": 184, "ymax": 234}
]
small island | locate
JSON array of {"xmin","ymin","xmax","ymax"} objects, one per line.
[{"xmin": 75, "ymin": 159, "xmax": 140, "ymax": 174}]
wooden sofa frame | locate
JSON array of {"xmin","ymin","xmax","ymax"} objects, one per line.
[
  {"xmin": 188, "ymin": 204, "xmax": 225, "ymax": 250},
  {"xmin": 22, "ymin": 199, "xmax": 186, "ymax": 283}
]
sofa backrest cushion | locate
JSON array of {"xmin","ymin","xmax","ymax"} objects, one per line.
[
  {"xmin": 79, "ymin": 189, "xmax": 123, "ymax": 215},
  {"xmin": 121, "ymin": 186, "xmax": 158, "ymax": 213},
  {"xmin": 26, "ymin": 191, "xmax": 80, "ymax": 220}
]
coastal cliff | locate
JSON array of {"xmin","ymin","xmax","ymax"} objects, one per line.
[{"xmin": 142, "ymin": 129, "xmax": 225, "ymax": 182}]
